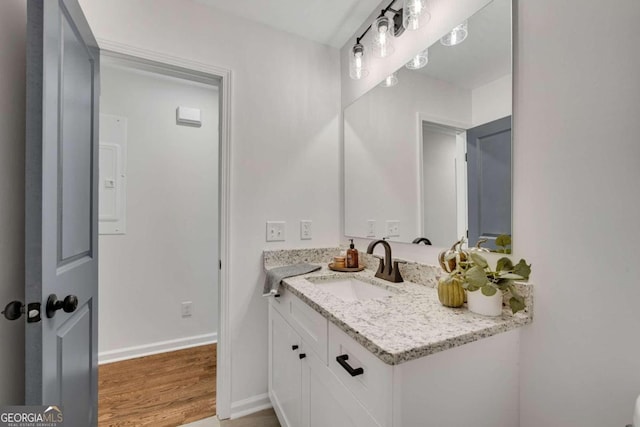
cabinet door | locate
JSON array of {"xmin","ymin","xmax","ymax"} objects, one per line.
[
  {"xmin": 301, "ymin": 350, "xmax": 381, "ymax": 427},
  {"xmin": 269, "ymin": 305, "xmax": 302, "ymax": 427}
]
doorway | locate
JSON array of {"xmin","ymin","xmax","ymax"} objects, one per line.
[{"xmin": 96, "ymin": 52, "xmax": 222, "ymax": 426}]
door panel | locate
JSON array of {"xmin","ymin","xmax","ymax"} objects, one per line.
[
  {"xmin": 269, "ymin": 305, "xmax": 301, "ymax": 427},
  {"xmin": 466, "ymin": 116, "xmax": 512, "ymax": 249},
  {"xmin": 59, "ymin": 9, "xmax": 94, "ymax": 262},
  {"xmin": 25, "ymin": 0, "xmax": 99, "ymax": 424}
]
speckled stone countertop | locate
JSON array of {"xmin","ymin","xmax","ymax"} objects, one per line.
[{"xmin": 264, "ymin": 248, "xmax": 533, "ymax": 366}]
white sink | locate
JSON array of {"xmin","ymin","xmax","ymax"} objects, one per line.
[{"xmin": 312, "ymin": 278, "xmax": 393, "ymax": 302}]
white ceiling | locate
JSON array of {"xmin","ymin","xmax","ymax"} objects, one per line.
[
  {"xmin": 413, "ymin": 0, "xmax": 512, "ymax": 90},
  {"xmin": 194, "ymin": 0, "xmax": 383, "ymax": 48}
]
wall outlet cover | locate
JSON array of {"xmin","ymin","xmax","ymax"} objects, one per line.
[
  {"xmin": 386, "ymin": 220, "xmax": 400, "ymax": 238},
  {"xmin": 181, "ymin": 301, "xmax": 193, "ymax": 318},
  {"xmin": 300, "ymin": 220, "xmax": 312, "ymax": 240}
]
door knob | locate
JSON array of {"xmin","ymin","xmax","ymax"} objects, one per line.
[
  {"xmin": 2, "ymin": 300, "xmax": 41, "ymax": 323},
  {"xmin": 2, "ymin": 301, "xmax": 24, "ymax": 320},
  {"xmin": 46, "ymin": 294, "xmax": 78, "ymax": 318}
]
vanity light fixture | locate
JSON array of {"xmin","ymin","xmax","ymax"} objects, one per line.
[
  {"xmin": 405, "ymin": 47, "xmax": 429, "ymax": 70},
  {"xmin": 380, "ymin": 72, "xmax": 399, "ymax": 88},
  {"xmin": 349, "ymin": 0, "xmax": 407, "ymax": 80},
  {"xmin": 403, "ymin": 0, "xmax": 430, "ymax": 31},
  {"xmin": 349, "ymin": 43, "xmax": 369, "ymax": 80},
  {"xmin": 440, "ymin": 20, "xmax": 468, "ymax": 46},
  {"xmin": 371, "ymin": 15, "xmax": 395, "ymax": 58}
]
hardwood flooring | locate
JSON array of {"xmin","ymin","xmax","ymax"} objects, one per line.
[{"xmin": 99, "ymin": 344, "xmax": 216, "ymax": 426}]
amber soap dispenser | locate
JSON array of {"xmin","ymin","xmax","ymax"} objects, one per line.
[{"xmin": 346, "ymin": 239, "xmax": 359, "ymax": 268}]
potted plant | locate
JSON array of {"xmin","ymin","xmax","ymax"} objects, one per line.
[{"xmin": 438, "ymin": 237, "xmax": 531, "ymax": 316}]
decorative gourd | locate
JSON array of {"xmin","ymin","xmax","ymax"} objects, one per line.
[
  {"xmin": 437, "ymin": 276, "xmax": 465, "ymax": 308},
  {"xmin": 438, "ymin": 238, "xmax": 467, "ymax": 273}
]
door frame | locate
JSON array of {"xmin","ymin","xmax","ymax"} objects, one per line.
[
  {"xmin": 416, "ymin": 113, "xmax": 472, "ymax": 246},
  {"xmin": 97, "ymin": 39, "xmax": 233, "ymax": 419}
]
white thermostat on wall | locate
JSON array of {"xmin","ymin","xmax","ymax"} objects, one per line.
[{"xmin": 176, "ymin": 106, "xmax": 202, "ymax": 127}]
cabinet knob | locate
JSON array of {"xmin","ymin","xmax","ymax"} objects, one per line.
[
  {"xmin": 292, "ymin": 345, "xmax": 299, "ymax": 351},
  {"xmin": 299, "ymin": 353, "xmax": 306, "ymax": 359}
]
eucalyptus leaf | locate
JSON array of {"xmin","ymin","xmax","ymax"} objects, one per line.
[
  {"xmin": 495, "ymin": 234, "xmax": 512, "ymax": 247},
  {"xmin": 481, "ymin": 284, "xmax": 498, "ymax": 296},
  {"xmin": 513, "ymin": 259, "xmax": 532, "ymax": 280},
  {"xmin": 465, "ymin": 266, "xmax": 489, "ymax": 287},
  {"xmin": 499, "ymin": 272, "xmax": 525, "ymax": 280},
  {"xmin": 496, "ymin": 257, "xmax": 514, "ymax": 272},
  {"xmin": 469, "ymin": 252, "xmax": 488, "ymax": 268},
  {"xmin": 509, "ymin": 296, "xmax": 526, "ymax": 314},
  {"xmin": 466, "ymin": 284, "xmax": 479, "ymax": 292}
]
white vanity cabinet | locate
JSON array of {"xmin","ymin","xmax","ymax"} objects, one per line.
[
  {"xmin": 269, "ymin": 303, "xmax": 379, "ymax": 427},
  {"xmin": 269, "ymin": 288, "xmax": 521, "ymax": 427}
]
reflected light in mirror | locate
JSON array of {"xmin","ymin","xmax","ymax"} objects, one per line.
[
  {"xmin": 380, "ymin": 72, "xmax": 399, "ymax": 87},
  {"xmin": 440, "ymin": 20, "xmax": 469, "ymax": 46},
  {"xmin": 405, "ymin": 48, "xmax": 429, "ymax": 70}
]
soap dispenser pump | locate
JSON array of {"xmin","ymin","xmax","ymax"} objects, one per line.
[{"xmin": 346, "ymin": 239, "xmax": 359, "ymax": 268}]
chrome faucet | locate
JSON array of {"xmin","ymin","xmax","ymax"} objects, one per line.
[{"xmin": 366, "ymin": 240, "xmax": 404, "ymax": 283}]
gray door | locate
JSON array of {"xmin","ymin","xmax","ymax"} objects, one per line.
[
  {"xmin": 466, "ymin": 116, "xmax": 512, "ymax": 249},
  {"xmin": 25, "ymin": 0, "xmax": 99, "ymax": 425}
]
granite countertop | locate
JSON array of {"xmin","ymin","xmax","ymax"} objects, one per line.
[{"xmin": 264, "ymin": 248, "xmax": 533, "ymax": 366}]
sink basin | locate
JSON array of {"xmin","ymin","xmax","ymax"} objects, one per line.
[{"xmin": 312, "ymin": 278, "xmax": 393, "ymax": 302}]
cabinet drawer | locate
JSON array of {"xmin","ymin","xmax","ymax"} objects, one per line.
[
  {"xmin": 328, "ymin": 323, "xmax": 392, "ymax": 426},
  {"xmin": 271, "ymin": 288, "xmax": 328, "ymax": 364}
]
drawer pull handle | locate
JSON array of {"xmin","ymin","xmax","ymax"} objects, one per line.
[
  {"xmin": 336, "ymin": 354, "xmax": 364, "ymax": 377},
  {"xmin": 299, "ymin": 353, "xmax": 306, "ymax": 359},
  {"xmin": 292, "ymin": 345, "xmax": 299, "ymax": 351}
]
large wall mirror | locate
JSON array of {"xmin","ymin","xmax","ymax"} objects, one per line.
[{"xmin": 344, "ymin": 0, "xmax": 513, "ymax": 250}]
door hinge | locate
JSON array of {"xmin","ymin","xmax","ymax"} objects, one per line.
[
  {"xmin": 466, "ymin": 230, "xmax": 469, "ymax": 238},
  {"xmin": 219, "ymin": 260, "xmax": 222, "ymax": 270},
  {"xmin": 465, "ymin": 153, "xmax": 468, "ymax": 162}
]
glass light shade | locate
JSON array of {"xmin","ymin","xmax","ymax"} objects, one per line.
[
  {"xmin": 403, "ymin": 0, "xmax": 430, "ymax": 31},
  {"xmin": 349, "ymin": 43, "xmax": 369, "ymax": 80},
  {"xmin": 440, "ymin": 20, "xmax": 468, "ymax": 46},
  {"xmin": 380, "ymin": 72, "xmax": 398, "ymax": 88},
  {"xmin": 405, "ymin": 48, "xmax": 429, "ymax": 70},
  {"xmin": 371, "ymin": 15, "xmax": 395, "ymax": 58}
]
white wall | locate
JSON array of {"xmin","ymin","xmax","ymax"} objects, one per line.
[
  {"xmin": 0, "ymin": 0, "xmax": 26, "ymax": 405},
  {"xmin": 472, "ymin": 73, "xmax": 512, "ymax": 126},
  {"xmin": 78, "ymin": 0, "xmax": 342, "ymax": 411},
  {"xmin": 515, "ymin": 1, "xmax": 640, "ymax": 426},
  {"xmin": 344, "ymin": 68, "xmax": 471, "ymax": 242},
  {"xmin": 344, "ymin": 1, "xmax": 640, "ymax": 426},
  {"xmin": 98, "ymin": 62, "xmax": 219, "ymax": 362}
]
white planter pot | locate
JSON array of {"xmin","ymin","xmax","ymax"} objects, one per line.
[{"xmin": 467, "ymin": 289, "xmax": 503, "ymax": 316}]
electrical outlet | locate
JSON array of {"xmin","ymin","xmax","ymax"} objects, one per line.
[
  {"xmin": 181, "ymin": 301, "xmax": 193, "ymax": 318},
  {"xmin": 386, "ymin": 220, "xmax": 400, "ymax": 238},
  {"xmin": 366, "ymin": 220, "xmax": 376, "ymax": 237},
  {"xmin": 300, "ymin": 220, "xmax": 312, "ymax": 240},
  {"xmin": 266, "ymin": 221, "xmax": 286, "ymax": 242}
]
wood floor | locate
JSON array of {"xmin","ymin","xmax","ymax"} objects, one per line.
[{"xmin": 99, "ymin": 344, "xmax": 216, "ymax": 426}]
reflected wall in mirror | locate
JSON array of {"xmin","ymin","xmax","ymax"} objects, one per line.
[{"xmin": 344, "ymin": 0, "xmax": 512, "ymax": 250}]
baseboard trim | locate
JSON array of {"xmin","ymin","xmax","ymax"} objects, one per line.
[
  {"xmin": 230, "ymin": 393, "xmax": 272, "ymax": 419},
  {"xmin": 98, "ymin": 333, "xmax": 217, "ymax": 365}
]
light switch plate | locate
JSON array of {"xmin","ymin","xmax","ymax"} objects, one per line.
[
  {"xmin": 386, "ymin": 220, "xmax": 400, "ymax": 238},
  {"xmin": 266, "ymin": 221, "xmax": 286, "ymax": 242},
  {"xmin": 366, "ymin": 220, "xmax": 376, "ymax": 237},
  {"xmin": 300, "ymin": 220, "xmax": 312, "ymax": 240}
]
